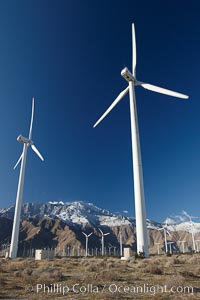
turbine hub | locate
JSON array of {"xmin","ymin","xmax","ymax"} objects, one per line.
[
  {"xmin": 17, "ymin": 134, "xmax": 31, "ymax": 144},
  {"xmin": 121, "ymin": 67, "xmax": 135, "ymax": 83}
]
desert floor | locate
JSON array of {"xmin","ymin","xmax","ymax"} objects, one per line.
[{"xmin": 0, "ymin": 254, "xmax": 200, "ymax": 299}]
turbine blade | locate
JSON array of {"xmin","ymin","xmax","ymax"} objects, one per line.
[
  {"xmin": 139, "ymin": 83, "xmax": 189, "ymax": 99},
  {"xmin": 29, "ymin": 97, "xmax": 35, "ymax": 140},
  {"xmin": 98, "ymin": 228, "xmax": 103, "ymax": 235},
  {"xmin": 88, "ymin": 232, "xmax": 93, "ymax": 237},
  {"xmin": 93, "ymin": 86, "xmax": 129, "ymax": 128},
  {"xmin": 132, "ymin": 23, "xmax": 137, "ymax": 76},
  {"xmin": 82, "ymin": 232, "xmax": 87, "ymax": 237},
  {"xmin": 31, "ymin": 144, "xmax": 44, "ymax": 161},
  {"xmin": 104, "ymin": 233, "xmax": 110, "ymax": 236},
  {"xmin": 167, "ymin": 230, "xmax": 171, "ymax": 236},
  {"xmin": 13, "ymin": 153, "xmax": 23, "ymax": 170}
]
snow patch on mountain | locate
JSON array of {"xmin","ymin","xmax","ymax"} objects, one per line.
[
  {"xmin": 49, "ymin": 201, "xmax": 64, "ymax": 205},
  {"xmin": 99, "ymin": 215, "xmax": 131, "ymax": 227}
]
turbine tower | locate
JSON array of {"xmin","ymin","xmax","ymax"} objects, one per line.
[
  {"xmin": 82, "ymin": 232, "xmax": 93, "ymax": 257},
  {"xmin": 93, "ymin": 23, "xmax": 189, "ymax": 257},
  {"xmin": 99, "ymin": 228, "xmax": 110, "ymax": 256},
  {"xmin": 9, "ymin": 98, "xmax": 44, "ymax": 259}
]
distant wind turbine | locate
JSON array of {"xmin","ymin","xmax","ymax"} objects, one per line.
[
  {"xmin": 119, "ymin": 230, "xmax": 123, "ymax": 256},
  {"xmin": 167, "ymin": 241, "xmax": 175, "ymax": 254},
  {"xmin": 93, "ymin": 23, "xmax": 189, "ymax": 257},
  {"xmin": 195, "ymin": 240, "xmax": 200, "ymax": 252},
  {"xmin": 189, "ymin": 218, "xmax": 196, "ymax": 252},
  {"xmin": 9, "ymin": 98, "xmax": 44, "ymax": 259},
  {"xmin": 182, "ymin": 211, "xmax": 197, "ymax": 252},
  {"xmin": 178, "ymin": 240, "xmax": 187, "ymax": 253},
  {"xmin": 155, "ymin": 242, "xmax": 161, "ymax": 255},
  {"xmin": 158, "ymin": 220, "xmax": 171, "ymax": 253},
  {"xmin": 99, "ymin": 228, "xmax": 110, "ymax": 256},
  {"xmin": 82, "ymin": 232, "xmax": 93, "ymax": 257}
]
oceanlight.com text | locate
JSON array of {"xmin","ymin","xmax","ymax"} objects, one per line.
[{"xmin": 36, "ymin": 283, "xmax": 194, "ymax": 296}]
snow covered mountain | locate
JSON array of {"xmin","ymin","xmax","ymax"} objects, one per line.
[
  {"xmin": 0, "ymin": 201, "xmax": 134, "ymax": 227},
  {"xmin": 0, "ymin": 200, "xmax": 200, "ymax": 233},
  {"xmin": 1, "ymin": 201, "xmax": 200, "ymax": 254}
]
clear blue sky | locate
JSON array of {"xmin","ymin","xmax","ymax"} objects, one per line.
[{"xmin": 0, "ymin": 0, "xmax": 199, "ymax": 222}]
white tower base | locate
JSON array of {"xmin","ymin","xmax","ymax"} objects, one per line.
[{"xmin": 129, "ymin": 81, "xmax": 149, "ymax": 257}]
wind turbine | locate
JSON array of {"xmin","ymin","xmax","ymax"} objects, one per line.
[
  {"xmin": 182, "ymin": 211, "xmax": 197, "ymax": 252},
  {"xmin": 167, "ymin": 241, "xmax": 175, "ymax": 254},
  {"xmin": 157, "ymin": 220, "xmax": 171, "ymax": 253},
  {"xmin": 9, "ymin": 98, "xmax": 44, "ymax": 259},
  {"xmin": 99, "ymin": 228, "xmax": 110, "ymax": 256},
  {"xmin": 119, "ymin": 229, "xmax": 123, "ymax": 256},
  {"xmin": 82, "ymin": 232, "xmax": 93, "ymax": 257},
  {"xmin": 93, "ymin": 23, "xmax": 189, "ymax": 258},
  {"xmin": 189, "ymin": 218, "xmax": 196, "ymax": 252},
  {"xmin": 195, "ymin": 240, "xmax": 200, "ymax": 252},
  {"xmin": 178, "ymin": 240, "xmax": 187, "ymax": 253},
  {"xmin": 155, "ymin": 242, "xmax": 160, "ymax": 255}
]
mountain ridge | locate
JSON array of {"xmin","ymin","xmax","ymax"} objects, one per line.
[
  {"xmin": 1, "ymin": 201, "xmax": 200, "ymax": 255},
  {"xmin": 1, "ymin": 200, "xmax": 200, "ymax": 233}
]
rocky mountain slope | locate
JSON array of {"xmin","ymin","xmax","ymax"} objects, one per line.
[{"xmin": 0, "ymin": 201, "xmax": 200, "ymax": 255}]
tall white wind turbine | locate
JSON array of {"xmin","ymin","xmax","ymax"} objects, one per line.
[
  {"xmin": 93, "ymin": 24, "xmax": 189, "ymax": 257},
  {"xmin": 82, "ymin": 232, "xmax": 93, "ymax": 257},
  {"xmin": 99, "ymin": 228, "xmax": 110, "ymax": 256},
  {"xmin": 9, "ymin": 98, "xmax": 44, "ymax": 259}
]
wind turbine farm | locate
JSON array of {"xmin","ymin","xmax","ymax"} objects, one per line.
[
  {"xmin": 1, "ymin": 202, "xmax": 200, "ymax": 299},
  {"xmin": 1, "ymin": 0, "xmax": 200, "ymax": 298}
]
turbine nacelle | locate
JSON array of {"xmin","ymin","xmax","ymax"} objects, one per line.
[
  {"xmin": 17, "ymin": 135, "xmax": 31, "ymax": 144},
  {"xmin": 121, "ymin": 67, "xmax": 135, "ymax": 83},
  {"xmin": 13, "ymin": 99, "xmax": 44, "ymax": 170}
]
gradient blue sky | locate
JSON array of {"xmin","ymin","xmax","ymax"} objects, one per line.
[{"xmin": 0, "ymin": 0, "xmax": 199, "ymax": 222}]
